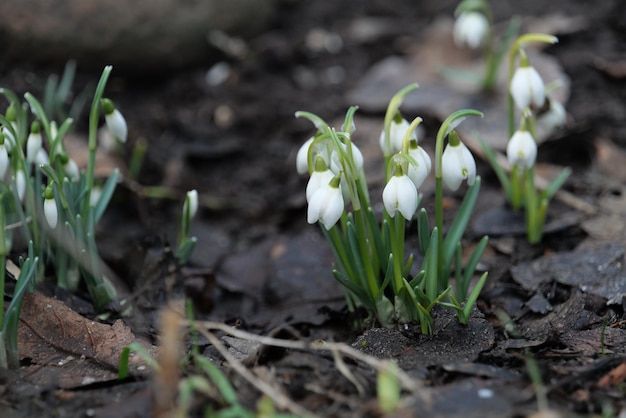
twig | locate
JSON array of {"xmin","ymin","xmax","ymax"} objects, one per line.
[
  {"xmin": 187, "ymin": 320, "xmax": 430, "ymax": 402},
  {"xmin": 198, "ymin": 327, "xmax": 320, "ymax": 418}
]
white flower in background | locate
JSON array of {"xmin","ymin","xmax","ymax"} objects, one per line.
[
  {"xmin": 453, "ymin": 12, "xmax": 489, "ymax": 49},
  {"xmin": 307, "ymin": 175, "xmax": 344, "ymax": 230},
  {"xmin": 507, "ymin": 129, "xmax": 537, "ymax": 169},
  {"xmin": 61, "ymin": 156, "xmax": 80, "ymax": 181},
  {"xmin": 35, "ymin": 148, "xmax": 49, "ymax": 166},
  {"xmin": 101, "ymin": 98, "xmax": 128, "ymax": 143},
  {"xmin": 383, "ymin": 169, "xmax": 418, "ymax": 220},
  {"xmin": 330, "ymin": 141, "xmax": 363, "ymax": 174},
  {"xmin": 510, "ymin": 63, "xmax": 545, "ymax": 110},
  {"xmin": 407, "ymin": 142, "xmax": 431, "ymax": 189},
  {"xmin": 296, "ymin": 137, "xmax": 315, "ymax": 175},
  {"xmin": 379, "ymin": 117, "xmax": 415, "ymax": 154},
  {"xmin": 1, "ymin": 124, "xmax": 17, "ymax": 152},
  {"xmin": 184, "ymin": 189, "xmax": 199, "ymax": 220},
  {"xmin": 90, "ymin": 187, "xmax": 102, "ymax": 207},
  {"xmin": 306, "ymin": 156, "xmax": 335, "ymax": 203},
  {"xmin": 15, "ymin": 169, "xmax": 26, "ymax": 202},
  {"xmin": 538, "ymin": 97, "xmax": 567, "ymax": 130},
  {"xmin": 0, "ymin": 142, "xmax": 8, "ymax": 179},
  {"xmin": 26, "ymin": 123, "xmax": 43, "ymax": 164},
  {"xmin": 44, "ymin": 187, "xmax": 58, "ymax": 229},
  {"xmin": 441, "ymin": 135, "xmax": 476, "ymax": 191}
]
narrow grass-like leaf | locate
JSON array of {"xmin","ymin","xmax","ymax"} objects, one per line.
[
  {"xmin": 462, "ymin": 272, "xmax": 488, "ymax": 322},
  {"xmin": 417, "ymin": 208, "xmax": 430, "ymax": 253},
  {"xmin": 194, "ymin": 354, "xmax": 239, "ymax": 405},
  {"xmin": 94, "ymin": 169, "xmax": 119, "ymax": 222},
  {"xmin": 542, "ymin": 167, "xmax": 571, "ymax": 200},
  {"xmin": 442, "ymin": 177, "xmax": 481, "ymax": 273},
  {"xmin": 118, "ymin": 342, "xmax": 159, "ymax": 379},
  {"xmin": 460, "ymin": 235, "xmax": 489, "ymax": 299}
]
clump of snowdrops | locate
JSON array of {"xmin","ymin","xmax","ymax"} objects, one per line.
[
  {"xmin": 296, "ymin": 84, "xmax": 488, "ymax": 332},
  {"xmin": 453, "ymin": 0, "xmax": 570, "ymax": 243}
]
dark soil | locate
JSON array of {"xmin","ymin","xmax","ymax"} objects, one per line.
[{"xmin": 2, "ymin": 0, "xmax": 626, "ymax": 417}]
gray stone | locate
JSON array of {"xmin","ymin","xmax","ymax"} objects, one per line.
[{"xmin": 0, "ymin": 0, "xmax": 276, "ymax": 71}]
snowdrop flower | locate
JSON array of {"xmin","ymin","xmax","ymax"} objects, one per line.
[
  {"xmin": 383, "ymin": 167, "xmax": 418, "ymax": 220},
  {"xmin": 15, "ymin": 169, "xmax": 26, "ymax": 202},
  {"xmin": 59, "ymin": 154, "xmax": 80, "ymax": 181},
  {"xmin": 26, "ymin": 122, "xmax": 43, "ymax": 164},
  {"xmin": 507, "ymin": 129, "xmax": 537, "ymax": 169},
  {"xmin": 453, "ymin": 12, "xmax": 489, "ymax": 49},
  {"xmin": 101, "ymin": 98, "xmax": 128, "ymax": 143},
  {"xmin": 379, "ymin": 116, "xmax": 415, "ymax": 155},
  {"xmin": 407, "ymin": 140, "xmax": 431, "ymax": 189},
  {"xmin": 306, "ymin": 156, "xmax": 335, "ymax": 203},
  {"xmin": 35, "ymin": 148, "xmax": 49, "ymax": 166},
  {"xmin": 0, "ymin": 138, "xmax": 8, "ymax": 180},
  {"xmin": 510, "ymin": 58, "xmax": 545, "ymax": 110},
  {"xmin": 538, "ymin": 97, "xmax": 567, "ymax": 130},
  {"xmin": 307, "ymin": 174, "xmax": 344, "ymax": 230},
  {"xmin": 43, "ymin": 186, "xmax": 58, "ymax": 229},
  {"xmin": 296, "ymin": 137, "xmax": 315, "ymax": 175},
  {"xmin": 441, "ymin": 132, "xmax": 476, "ymax": 191},
  {"xmin": 330, "ymin": 140, "xmax": 363, "ymax": 174},
  {"xmin": 184, "ymin": 189, "xmax": 199, "ymax": 220}
]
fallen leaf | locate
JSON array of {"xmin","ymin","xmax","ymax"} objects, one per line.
[{"xmin": 17, "ymin": 291, "xmax": 153, "ymax": 388}]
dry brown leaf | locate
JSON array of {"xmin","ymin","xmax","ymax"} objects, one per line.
[{"xmin": 17, "ymin": 291, "xmax": 152, "ymax": 388}]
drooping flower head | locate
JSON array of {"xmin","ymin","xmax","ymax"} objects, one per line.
[
  {"xmin": 43, "ymin": 185, "xmax": 58, "ymax": 229},
  {"xmin": 307, "ymin": 173, "xmax": 344, "ymax": 230},
  {"xmin": 510, "ymin": 52, "xmax": 545, "ymax": 111},
  {"xmin": 453, "ymin": 11, "xmax": 489, "ymax": 49},
  {"xmin": 0, "ymin": 135, "xmax": 8, "ymax": 180},
  {"xmin": 406, "ymin": 139, "xmax": 431, "ymax": 189},
  {"xmin": 306, "ymin": 155, "xmax": 335, "ymax": 203},
  {"xmin": 379, "ymin": 113, "xmax": 415, "ymax": 155},
  {"xmin": 441, "ymin": 131, "xmax": 476, "ymax": 191},
  {"xmin": 26, "ymin": 121, "xmax": 44, "ymax": 164},
  {"xmin": 101, "ymin": 98, "xmax": 128, "ymax": 143},
  {"xmin": 507, "ymin": 125, "xmax": 537, "ymax": 170},
  {"xmin": 383, "ymin": 164, "xmax": 418, "ymax": 220}
]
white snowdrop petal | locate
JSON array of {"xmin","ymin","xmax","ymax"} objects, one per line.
[
  {"xmin": 0, "ymin": 145, "xmax": 8, "ymax": 179},
  {"xmin": 44, "ymin": 198, "xmax": 58, "ymax": 229},
  {"xmin": 507, "ymin": 130, "xmax": 537, "ymax": 169},
  {"xmin": 454, "ymin": 12, "xmax": 489, "ymax": 49},
  {"xmin": 407, "ymin": 146, "xmax": 431, "ymax": 188},
  {"xmin": 105, "ymin": 109, "xmax": 128, "ymax": 143},
  {"xmin": 395, "ymin": 176, "xmax": 418, "ymax": 220},
  {"xmin": 306, "ymin": 170, "xmax": 334, "ymax": 202},
  {"xmin": 510, "ymin": 66, "xmax": 545, "ymax": 110},
  {"xmin": 296, "ymin": 137, "xmax": 314, "ymax": 175},
  {"xmin": 185, "ymin": 189, "xmax": 199, "ymax": 219},
  {"xmin": 321, "ymin": 187, "xmax": 344, "ymax": 229},
  {"xmin": 382, "ymin": 178, "xmax": 399, "ymax": 217}
]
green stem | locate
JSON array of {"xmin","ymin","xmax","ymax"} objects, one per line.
[{"xmin": 84, "ymin": 66, "xmax": 112, "ymax": 217}]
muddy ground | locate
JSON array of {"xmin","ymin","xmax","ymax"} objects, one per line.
[{"xmin": 1, "ymin": 0, "xmax": 626, "ymax": 417}]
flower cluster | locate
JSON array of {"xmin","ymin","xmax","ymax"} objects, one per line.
[
  {"xmin": 0, "ymin": 66, "xmax": 125, "ymax": 311},
  {"xmin": 296, "ymin": 85, "xmax": 488, "ymax": 330}
]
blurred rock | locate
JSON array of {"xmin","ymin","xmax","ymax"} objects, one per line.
[{"xmin": 0, "ymin": 0, "xmax": 276, "ymax": 72}]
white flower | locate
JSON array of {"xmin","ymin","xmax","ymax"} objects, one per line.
[
  {"xmin": 454, "ymin": 12, "xmax": 489, "ymax": 49},
  {"xmin": 383, "ymin": 173, "xmax": 418, "ymax": 220},
  {"xmin": 330, "ymin": 141, "xmax": 363, "ymax": 174},
  {"xmin": 26, "ymin": 131, "xmax": 43, "ymax": 164},
  {"xmin": 379, "ymin": 117, "xmax": 415, "ymax": 154},
  {"xmin": 407, "ymin": 145, "xmax": 431, "ymax": 189},
  {"xmin": 90, "ymin": 187, "xmax": 102, "ymax": 207},
  {"xmin": 105, "ymin": 109, "xmax": 128, "ymax": 143},
  {"xmin": 35, "ymin": 148, "xmax": 49, "ymax": 166},
  {"xmin": 442, "ymin": 141, "xmax": 476, "ymax": 191},
  {"xmin": 296, "ymin": 137, "xmax": 315, "ymax": 175},
  {"xmin": 63, "ymin": 158, "xmax": 80, "ymax": 181},
  {"xmin": 307, "ymin": 177, "xmax": 344, "ymax": 230},
  {"xmin": 1, "ymin": 124, "xmax": 17, "ymax": 152},
  {"xmin": 44, "ymin": 196, "xmax": 58, "ymax": 229},
  {"xmin": 184, "ymin": 189, "xmax": 199, "ymax": 220},
  {"xmin": 0, "ymin": 143, "xmax": 8, "ymax": 179},
  {"xmin": 306, "ymin": 169, "xmax": 335, "ymax": 203},
  {"xmin": 507, "ymin": 129, "xmax": 537, "ymax": 169},
  {"xmin": 510, "ymin": 65, "xmax": 545, "ymax": 110},
  {"xmin": 15, "ymin": 169, "xmax": 26, "ymax": 202},
  {"xmin": 538, "ymin": 97, "xmax": 567, "ymax": 130}
]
